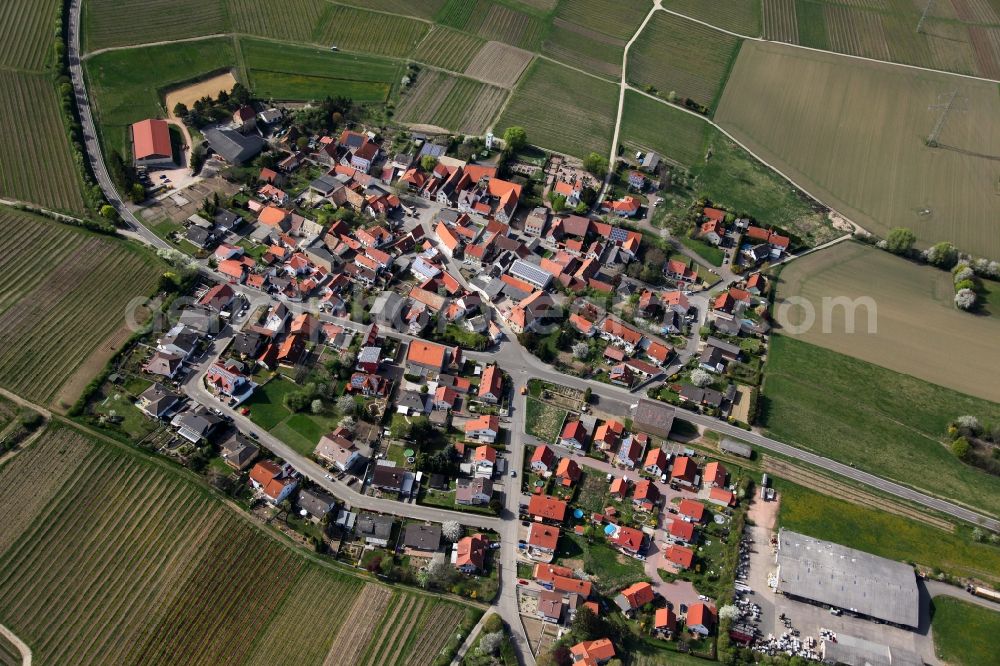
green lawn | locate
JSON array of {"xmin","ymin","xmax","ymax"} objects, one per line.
[
  {"xmin": 764, "ymin": 335, "xmax": 1000, "ymax": 517},
  {"xmin": 679, "ymin": 236, "xmax": 724, "ymax": 266},
  {"xmin": 620, "ymin": 92, "xmax": 835, "ymax": 246},
  {"xmin": 559, "ymin": 533, "xmax": 647, "ymax": 593},
  {"xmin": 84, "ymin": 37, "xmax": 237, "ymax": 157},
  {"xmin": 524, "ymin": 397, "xmax": 567, "ymax": 444},
  {"xmin": 931, "ymin": 597, "xmax": 1000, "ymax": 665},
  {"xmin": 776, "ymin": 479, "xmax": 1000, "ymax": 584},
  {"xmin": 240, "ymin": 37, "xmax": 399, "ymax": 102},
  {"xmin": 244, "ymin": 377, "xmax": 339, "ymax": 455}
]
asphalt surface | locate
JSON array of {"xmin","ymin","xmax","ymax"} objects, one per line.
[{"xmin": 66, "ymin": 0, "xmax": 169, "ymax": 251}]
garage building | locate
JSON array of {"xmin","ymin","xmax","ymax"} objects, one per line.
[{"xmin": 775, "ymin": 530, "xmax": 919, "ymax": 629}]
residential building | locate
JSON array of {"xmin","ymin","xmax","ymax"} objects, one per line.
[
  {"xmin": 454, "ymin": 533, "xmax": 488, "ymax": 573},
  {"xmin": 671, "ymin": 456, "xmax": 698, "ymax": 488},
  {"xmin": 643, "ymin": 448, "xmax": 668, "ymax": 477},
  {"xmin": 530, "ymin": 444, "xmax": 555, "ymax": 473},
  {"xmin": 633, "ymin": 479, "xmax": 659, "ymax": 511},
  {"xmin": 654, "ymin": 607, "xmax": 677, "ymax": 639},
  {"xmin": 298, "ymin": 488, "xmax": 337, "ymax": 521},
  {"xmin": 249, "ymin": 460, "xmax": 298, "ymax": 504},
  {"xmin": 678, "ymin": 499, "xmax": 705, "ymax": 523},
  {"xmin": 402, "ymin": 524, "xmax": 441, "ymax": 555},
  {"xmin": 371, "ymin": 464, "xmax": 408, "ymax": 494},
  {"xmin": 219, "ymin": 433, "xmax": 259, "ymax": 470},
  {"xmin": 478, "ymin": 364, "xmax": 502, "ymax": 404},
  {"xmin": 465, "ymin": 415, "xmax": 500, "ymax": 444},
  {"xmin": 455, "ymin": 477, "xmax": 493, "ymax": 505},
  {"xmin": 668, "ymin": 518, "xmax": 696, "ymax": 545},
  {"xmin": 406, "ymin": 340, "xmax": 449, "ymax": 374},
  {"xmin": 704, "ymin": 461, "xmax": 728, "ymax": 488},
  {"xmin": 356, "ymin": 513, "xmax": 394, "ymax": 546},
  {"xmin": 136, "ymin": 383, "xmax": 180, "ymax": 419},
  {"xmin": 665, "ymin": 544, "xmax": 694, "ymax": 570},
  {"xmin": 686, "ymin": 603, "xmax": 715, "ymax": 635},
  {"xmin": 615, "ymin": 582, "xmax": 655, "ymax": 615},
  {"xmin": 609, "ymin": 525, "xmax": 645, "ymax": 555},
  {"xmin": 555, "ymin": 458, "xmax": 581, "ymax": 487},
  {"xmin": 559, "ymin": 420, "xmax": 589, "ymax": 450},
  {"xmin": 473, "ymin": 445, "xmax": 497, "ymax": 477},
  {"xmin": 314, "ymin": 430, "xmax": 359, "ymax": 471},
  {"xmin": 527, "ymin": 495, "xmax": 568, "ymax": 523},
  {"xmin": 527, "ymin": 522, "xmax": 560, "ymax": 558},
  {"xmin": 570, "ymin": 638, "xmax": 616, "ymax": 665}
]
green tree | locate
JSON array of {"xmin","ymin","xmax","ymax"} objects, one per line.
[
  {"xmin": 420, "ymin": 154, "xmax": 437, "ymax": 171},
  {"xmin": 884, "ymin": 227, "xmax": 916, "ymax": 254},
  {"xmin": 550, "ymin": 193, "xmax": 567, "ymax": 212},
  {"xmin": 583, "ymin": 152, "xmax": 608, "ymax": 178},
  {"xmin": 951, "ymin": 437, "xmax": 971, "ymax": 461},
  {"xmin": 927, "ymin": 241, "xmax": 959, "ymax": 269},
  {"xmin": 571, "ymin": 605, "xmax": 602, "ymax": 641},
  {"xmin": 503, "ymin": 126, "xmax": 527, "ymax": 153},
  {"xmin": 99, "ymin": 204, "xmax": 116, "ymax": 219},
  {"xmin": 173, "ymin": 102, "xmax": 189, "ymax": 117}
]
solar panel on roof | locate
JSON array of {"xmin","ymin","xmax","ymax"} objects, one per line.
[{"xmin": 610, "ymin": 227, "xmax": 629, "ymax": 243}]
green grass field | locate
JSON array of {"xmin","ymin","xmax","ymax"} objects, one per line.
[
  {"xmin": 716, "ymin": 40, "xmax": 1000, "ymax": 258},
  {"xmin": 680, "ymin": 236, "xmax": 724, "ymax": 266},
  {"xmin": 621, "ymin": 91, "xmax": 835, "ymax": 244},
  {"xmin": 776, "ymin": 479, "xmax": 1000, "ymax": 583},
  {"xmin": 496, "ymin": 58, "xmax": 617, "ymax": 159},
  {"xmin": 244, "ymin": 377, "xmax": 340, "ymax": 456},
  {"xmin": 0, "ymin": 208, "xmax": 161, "ymax": 407},
  {"xmin": 85, "ymin": 37, "xmax": 237, "ymax": 157},
  {"xmin": 628, "ymin": 11, "xmax": 742, "ymax": 111},
  {"xmin": 524, "ymin": 397, "xmax": 567, "ymax": 444},
  {"xmin": 241, "ymin": 38, "xmax": 399, "ymax": 102},
  {"xmin": 763, "ymin": 335, "xmax": 1000, "ymax": 517},
  {"xmin": 0, "ymin": 425, "xmax": 475, "ymax": 664},
  {"xmin": 931, "ymin": 597, "xmax": 1000, "ymax": 666},
  {"xmin": 775, "ymin": 241, "xmax": 1000, "ymax": 402},
  {"xmin": 660, "ymin": 0, "xmax": 762, "ymax": 36}
]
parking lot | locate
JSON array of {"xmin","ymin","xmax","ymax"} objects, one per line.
[{"xmin": 741, "ymin": 496, "xmax": 940, "ymax": 663}]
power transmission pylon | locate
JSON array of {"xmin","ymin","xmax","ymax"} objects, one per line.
[{"xmin": 926, "ymin": 90, "xmax": 963, "ymax": 147}]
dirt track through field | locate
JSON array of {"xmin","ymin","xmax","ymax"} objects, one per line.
[{"xmin": 764, "ymin": 458, "xmax": 955, "ymax": 532}]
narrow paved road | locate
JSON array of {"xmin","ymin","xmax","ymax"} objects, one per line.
[
  {"xmin": 66, "ymin": 0, "xmax": 169, "ymax": 251},
  {"xmin": 0, "ymin": 624, "xmax": 31, "ymax": 666}
]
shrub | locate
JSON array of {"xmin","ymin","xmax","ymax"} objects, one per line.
[
  {"xmin": 955, "ymin": 288, "xmax": 977, "ymax": 311},
  {"xmin": 951, "ymin": 437, "xmax": 971, "ymax": 461}
]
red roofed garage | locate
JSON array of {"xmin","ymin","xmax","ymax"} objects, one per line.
[{"xmin": 130, "ymin": 118, "xmax": 175, "ymax": 169}]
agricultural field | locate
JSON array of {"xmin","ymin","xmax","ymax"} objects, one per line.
[
  {"xmin": 228, "ymin": 0, "xmax": 330, "ymax": 44},
  {"xmin": 628, "ymin": 11, "xmax": 743, "ymax": 112},
  {"xmin": 763, "ymin": 334, "xmax": 1000, "ymax": 517},
  {"xmin": 761, "ymin": 0, "xmax": 1000, "ymax": 78},
  {"xmin": 775, "ymin": 241, "xmax": 1000, "ymax": 402},
  {"xmin": 436, "ymin": 0, "xmax": 547, "ymax": 51},
  {"xmin": 495, "ymin": 58, "xmax": 618, "ymax": 159},
  {"xmin": 621, "ymin": 91, "xmax": 836, "ymax": 243},
  {"xmin": 541, "ymin": 0, "xmax": 653, "ymax": 78},
  {"xmin": 0, "ymin": 72, "xmax": 86, "ymax": 213},
  {"xmin": 0, "ymin": 426, "xmax": 476, "ymax": 665},
  {"xmin": 0, "ymin": 634, "xmax": 19, "ymax": 666},
  {"xmin": 524, "ymin": 397, "xmax": 568, "ymax": 444},
  {"xmin": 241, "ymin": 38, "xmax": 399, "ymax": 103},
  {"xmin": 716, "ymin": 41, "xmax": 1000, "ymax": 258},
  {"xmin": 413, "ymin": 26, "xmax": 486, "ymax": 71},
  {"xmin": 0, "ymin": 0, "xmax": 59, "ymax": 71},
  {"xmin": 314, "ymin": 4, "xmax": 429, "ymax": 58},
  {"xmin": 0, "ymin": 208, "xmax": 162, "ymax": 407},
  {"xmin": 464, "ymin": 41, "xmax": 534, "ymax": 87},
  {"xmin": 775, "ymin": 479, "xmax": 1000, "ymax": 584},
  {"xmin": 931, "ymin": 597, "xmax": 1000, "ymax": 666},
  {"xmin": 338, "ymin": 0, "xmax": 446, "ymax": 19},
  {"xmin": 396, "ymin": 70, "xmax": 508, "ymax": 133},
  {"xmin": 85, "ymin": 37, "xmax": 237, "ymax": 157},
  {"xmin": 660, "ymin": 0, "xmax": 762, "ymax": 36},
  {"xmin": 83, "ymin": 0, "xmax": 228, "ymax": 52}
]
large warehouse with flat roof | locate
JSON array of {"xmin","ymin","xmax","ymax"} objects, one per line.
[{"xmin": 775, "ymin": 530, "xmax": 919, "ymax": 629}]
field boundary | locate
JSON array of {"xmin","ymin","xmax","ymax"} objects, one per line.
[
  {"xmin": 657, "ymin": 7, "xmax": 1000, "ymax": 84},
  {"xmin": 0, "ymin": 622, "xmax": 31, "ymax": 665}
]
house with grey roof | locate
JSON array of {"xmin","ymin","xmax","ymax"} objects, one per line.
[
  {"xmin": 137, "ymin": 383, "xmax": 181, "ymax": 419},
  {"xmin": 298, "ymin": 488, "xmax": 338, "ymax": 521},
  {"xmin": 220, "ymin": 433, "xmax": 259, "ymax": 470},
  {"xmin": 403, "ymin": 524, "xmax": 441, "ymax": 554},
  {"xmin": 356, "ymin": 513, "xmax": 394, "ymax": 546}
]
